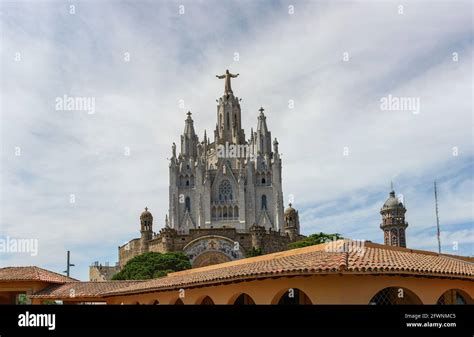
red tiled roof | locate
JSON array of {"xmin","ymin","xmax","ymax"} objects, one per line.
[
  {"xmin": 347, "ymin": 243, "xmax": 474, "ymax": 276},
  {"xmin": 104, "ymin": 250, "xmax": 346, "ymax": 296},
  {"xmin": 0, "ymin": 266, "xmax": 77, "ymax": 283},
  {"xmin": 26, "ymin": 241, "xmax": 474, "ymax": 298},
  {"xmin": 29, "ymin": 281, "xmax": 144, "ymax": 299},
  {"xmin": 103, "ymin": 240, "xmax": 474, "ymax": 296}
]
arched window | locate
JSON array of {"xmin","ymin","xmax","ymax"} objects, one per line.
[
  {"xmin": 369, "ymin": 287, "xmax": 422, "ymax": 305},
  {"xmin": 219, "ymin": 180, "xmax": 233, "ymax": 201},
  {"xmin": 261, "ymin": 177, "xmax": 266, "ymax": 185},
  {"xmin": 261, "ymin": 195, "xmax": 267, "ymax": 210},
  {"xmin": 233, "ymin": 293, "xmax": 256, "ymax": 305},
  {"xmin": 200, "ymin": 296, "xmax": 214, "ymax": 305},
  {"xmin": 185, "ymin": 197, "xmax": 191, "ymax": 212},
  {"xmin": 390, "ymin": 229, "xmax": 398, "ymax": 246},
  {"xmin": 437, "ymin": 289, "xmax": 471, "ymax": 305},
  {"xmin": 276, "ymin": 288, "xmax": 312, "ymax": 305},
  {"xmin": 384, "ymin": 230, "xmax": 390, "ymax": 245}
]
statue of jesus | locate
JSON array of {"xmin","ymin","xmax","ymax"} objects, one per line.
[{"xmin": 216, "ymin": 69, "xmax": 239, "ymax": 94}]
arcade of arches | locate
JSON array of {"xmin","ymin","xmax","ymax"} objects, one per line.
[{"xmin": 100, "ymin": 274, "xmax": 473, "ymax": 305}]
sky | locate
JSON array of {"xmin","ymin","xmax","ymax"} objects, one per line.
[{"xmin": 0, "ymin": 0, "xmax": 472, "ymax": 281}]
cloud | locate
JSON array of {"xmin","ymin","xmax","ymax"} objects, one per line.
[{"xmin": 1, "ymin": 1, "xmax": 472, "ymax": 280}]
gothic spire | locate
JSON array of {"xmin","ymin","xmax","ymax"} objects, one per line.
[
  {"xmin": 181, "ymin": 111, "xmax": 198, "ymax": 158},
  {"xmin": 257, "ymin": 107, "xmax": 269, "ymax": 134},
  {"xmin": 255, "ymin": 107, "xmax": 271, "ymax": 155}
]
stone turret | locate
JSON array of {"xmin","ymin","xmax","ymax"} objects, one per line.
[
  {"xmin": 380, "ymin": 188, "xmax": 408, "ymax": 247},
  {"xmin": 140, "ymin": 207, "xmax": 153, "ymax": 252},
  {"xmin": 284, "ymin": 203, "xmax": 300, "ymax": 241},
  {"xmin": 159, "ymin": 226, "xmax": 177, "ymax": 252},
  {"xmin": 250, "ymin": 224, "xmax": 266, "ymax": 250},
  {"xmin": 215, "ymin": 93, "xmax": 245, "ymax": 145}
]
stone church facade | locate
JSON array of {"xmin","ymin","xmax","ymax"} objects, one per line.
[{"xmin": 116, "ymin": 71, "xmax": 303, "ymax": 271}]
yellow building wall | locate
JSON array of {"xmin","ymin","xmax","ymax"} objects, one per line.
[
  {"xmin": 0, "ymin": 281, "xmax": 51, "ymax": 304},
  {"xmin": 104, "ymin": 274, "xmax": 474, "ymax": 305}
]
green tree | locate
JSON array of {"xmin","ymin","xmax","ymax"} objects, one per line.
[
  {"xmin": 112, "ymin": 252, "xmax": 191, "ymax": 280},
  {"xmin": 288, "ymin": 232, "xmax": 343, "ymax": 249},
  {"xmin": 245, "ymin": 247, "xmax": 263, "ymax": 258}
]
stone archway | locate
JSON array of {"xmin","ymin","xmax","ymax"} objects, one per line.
[
  {"xmin": 183, "ymin": 235, "xmax": 243, "ymax": 268},
  {"xmin": 192, "ymin": 250, "xmax": 232, "ymax": 268}
]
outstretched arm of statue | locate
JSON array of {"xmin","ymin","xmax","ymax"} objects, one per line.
[
  {"xmin": 230, "ymin": 73, "xmax": 239, "ymax": 78},
  {"xmin": 216, "ymin": 74, "xmax": 226, "ymax": 79}
]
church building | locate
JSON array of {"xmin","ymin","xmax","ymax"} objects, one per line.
[
  {"xmin": 115, "ymin": 70, "xmax": 303, "ymax": 271},
  {"xmin": 90, "ymin": 72, "xmax": 412, "ymax": 281}
]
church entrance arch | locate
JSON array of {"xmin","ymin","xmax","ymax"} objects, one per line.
[
  {"xmin": 192, "ymin": 251, "xmax": 232, "ymax": 268},
  {"xmin": 183, "ymin": 235, "xmax": 243, "ymax": 268}
]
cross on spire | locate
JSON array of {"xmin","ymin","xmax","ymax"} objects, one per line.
[{"xmin": 259, "ymin": 106, "xmax": 265, "ymax": 114}]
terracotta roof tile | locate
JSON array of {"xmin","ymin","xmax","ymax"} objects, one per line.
[
  {"xmin": 104, "ymin": 240, "xmax": 474, "ymax": 296},
  {"xmin": 27, "ymin": 240, "xmax": 474, "ymax": 298},
  {"xmin": 0, "ymin": 266, "xmax": 77, "ymax": 283},
  {"xmin": 30, "ymin": 281, "xmax": 144, "ymax": 299},
  {"xmin": 347, "ymin": 244, "xmax": 474, "ymax": 276}
]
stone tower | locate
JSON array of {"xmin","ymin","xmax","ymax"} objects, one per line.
[
  {"xmin": 284, "ymin": 203, "xmax": 300, "ymax": 241},
  {"xmin": 249, "ymin": 224, "xmax": 266, "ymax": 250},
  {"xmin": 140, "ymin": 207, "xmax": 153, "ymax": 252},
  {"xmin": 167, "ymin": 71, "xmax": 287, "ymax": 235},
  {"xmin": 380, "ymin": 189, "xmax": 408, "ymax": 247}
]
